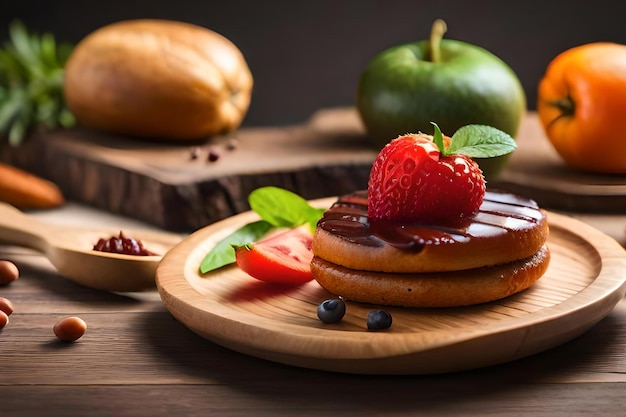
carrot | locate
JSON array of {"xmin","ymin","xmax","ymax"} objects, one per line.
[{"xmin": 0, "ymin": 163, "xmax": 64, "ymax": 209}]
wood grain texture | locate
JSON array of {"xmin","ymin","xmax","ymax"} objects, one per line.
[
  {"xmin": 2, "ymin": 383, "xmax": 625, "ymax": 417},
  {"xmin": 155, "ymin": 199, "xmax": 626, "ymax": 375},
  {"xmin": 2, "ymin": 207, "xmax": 626, "ymax": 417},
  {"xmin": 2, "ymin": 245, "xmax": 626, "ymax": 416}
]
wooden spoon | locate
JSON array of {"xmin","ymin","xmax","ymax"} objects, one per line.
[{"xmin": 0, "ymin": 202, "xmax": 183, "ymax": 292}]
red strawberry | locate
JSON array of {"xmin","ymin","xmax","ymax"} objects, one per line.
[{"xmin": 367, "ymin": 122, "xmax": 517, "ymax": 227}]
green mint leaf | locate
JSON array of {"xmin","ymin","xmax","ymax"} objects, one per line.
[
  {"xmin": 445, "ymin": 125, "xmax": 517, "ymax": 158},
  {"xmin": 199, "ymin": 220, "xmax": 272, "ymax": 274},
  {"xmin": 249, "ymin": 186, "xmax": 324, "ymax": 230},
  {"xmin": 431, "ymin": 122, "xmax": 445, "ymax": 153}
]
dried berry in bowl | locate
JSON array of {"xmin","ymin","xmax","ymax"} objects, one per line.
[{"xmin": 93, "ymin": 231, "xmax": 158, "ymax": 256}]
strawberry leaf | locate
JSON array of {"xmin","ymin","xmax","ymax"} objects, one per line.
[
  {"xmin": 445, "ymin": 125, "xmax": 517, "ymax": 158},
  {"xmin": 431, "ymin": 122, "xmax": 446, "ymax": 153}
]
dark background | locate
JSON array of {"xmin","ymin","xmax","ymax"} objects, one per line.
[{"xmin": 3, "ymin": 0, "xmax": 626, "ymax": 128}]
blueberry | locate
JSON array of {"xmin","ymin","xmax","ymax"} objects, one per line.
[
  {"xmin": 367, "ymin": 309, "xmax": 392, "ymax": 330},
  {"xmin": 317, "ymin": 298, "xmax": 346, "ymax": 323}
]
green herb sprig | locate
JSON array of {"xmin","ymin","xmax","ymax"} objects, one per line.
[
  {"xmin": 0, "ymin": 20, "xmax": 75, "ymax": 145},
  {"xmin": 432, "ymin": 122, "xmax": 517, "ymax": 158},
  {"xmin": 199, "ymin": 187, "xmax": 326, "ymax": 274}
]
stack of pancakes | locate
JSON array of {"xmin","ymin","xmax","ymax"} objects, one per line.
[{"xmin": 311, "ymin": 190, "xmax": 550, "ymax": 308}]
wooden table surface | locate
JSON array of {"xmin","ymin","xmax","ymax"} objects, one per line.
[{"xmin": 1, "ymin": 202, "xmax": 625, "ymax": 417}]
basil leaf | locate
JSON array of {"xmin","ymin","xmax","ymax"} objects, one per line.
[
  {"xmin": 199, "ymin": 220, "xmax": 272, "ymax": 274},
  {"xmin": 446, "ymin": 125, "xmax": 517, "ymax": 158},
  {"xmin": 306, "ymin": 207, "xmax": 326, "ymax": 232},
  {"xmin": 249, "ymin": 186, "xmax": 321, "ymax": 228},
  {"xmin": 199, "ymin": 186, "xmax": 326, "ymax": 276}
]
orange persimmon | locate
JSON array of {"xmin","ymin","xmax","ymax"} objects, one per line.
[{"xmin": 537, "ymin": 42, "xmax": 626, "ymax": 173}]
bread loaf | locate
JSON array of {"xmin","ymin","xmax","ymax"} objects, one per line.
[{"xmin": 64, "ymin": 19, "xmax": 253, "ymax": 140}]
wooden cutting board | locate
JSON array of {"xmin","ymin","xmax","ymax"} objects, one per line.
[
  {"xmin": 1, "ymin": 108, "xmax": 625, "ymax": 232},
  {"xmin": 0, "ymin": 108, "xmax": 377, "ymax": 232},
  {"xmin": 490, "ymin": 113, "xmax": 626, "ymax": 212}
]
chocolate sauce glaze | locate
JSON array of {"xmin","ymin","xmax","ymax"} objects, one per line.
[{"xmin": 317, "ymin": 190, "xmax": 545, "ymax": 252}]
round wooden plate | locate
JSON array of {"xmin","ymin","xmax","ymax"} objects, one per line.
[{"xmin": 156, "ymin": 198, "xmax": 626, "ymax": 375}]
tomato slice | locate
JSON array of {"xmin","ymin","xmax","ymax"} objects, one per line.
[{"xmin": 235, "ymin": 226, "xmax": 314, "ymax": 285}]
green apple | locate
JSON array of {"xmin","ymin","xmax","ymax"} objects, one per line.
[{"xmin": 356, "ymin": 20, "xmax": 526, "ymax": 180}]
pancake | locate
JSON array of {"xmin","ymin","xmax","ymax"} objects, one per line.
[
  {"xmin": 312, "ymin": 190, "xmax": 549, "ymax": 273},
  {"xmin": 311, "ymin": 245, "xmax": 550, "ymax": 308}
]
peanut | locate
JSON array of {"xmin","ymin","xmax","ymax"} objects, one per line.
[
  {"xmin": 53, "ymin": 316, "xmax": 87, "ymax": 342},
  {"xmin": 0, "ymin": 310, "xmax": 8, "ymax": 330},
  {"xmin": 0, "ymin": 260, "xmax": 19, "ymax": 286},
  {"xmin": 0, "ymin": 297, "xmax": 13, "ymax": 316}
]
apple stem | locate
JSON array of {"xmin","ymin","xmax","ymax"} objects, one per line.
[{"xmin": 430, "ymin": 19, "xmax": 447, "ymax": 63}]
